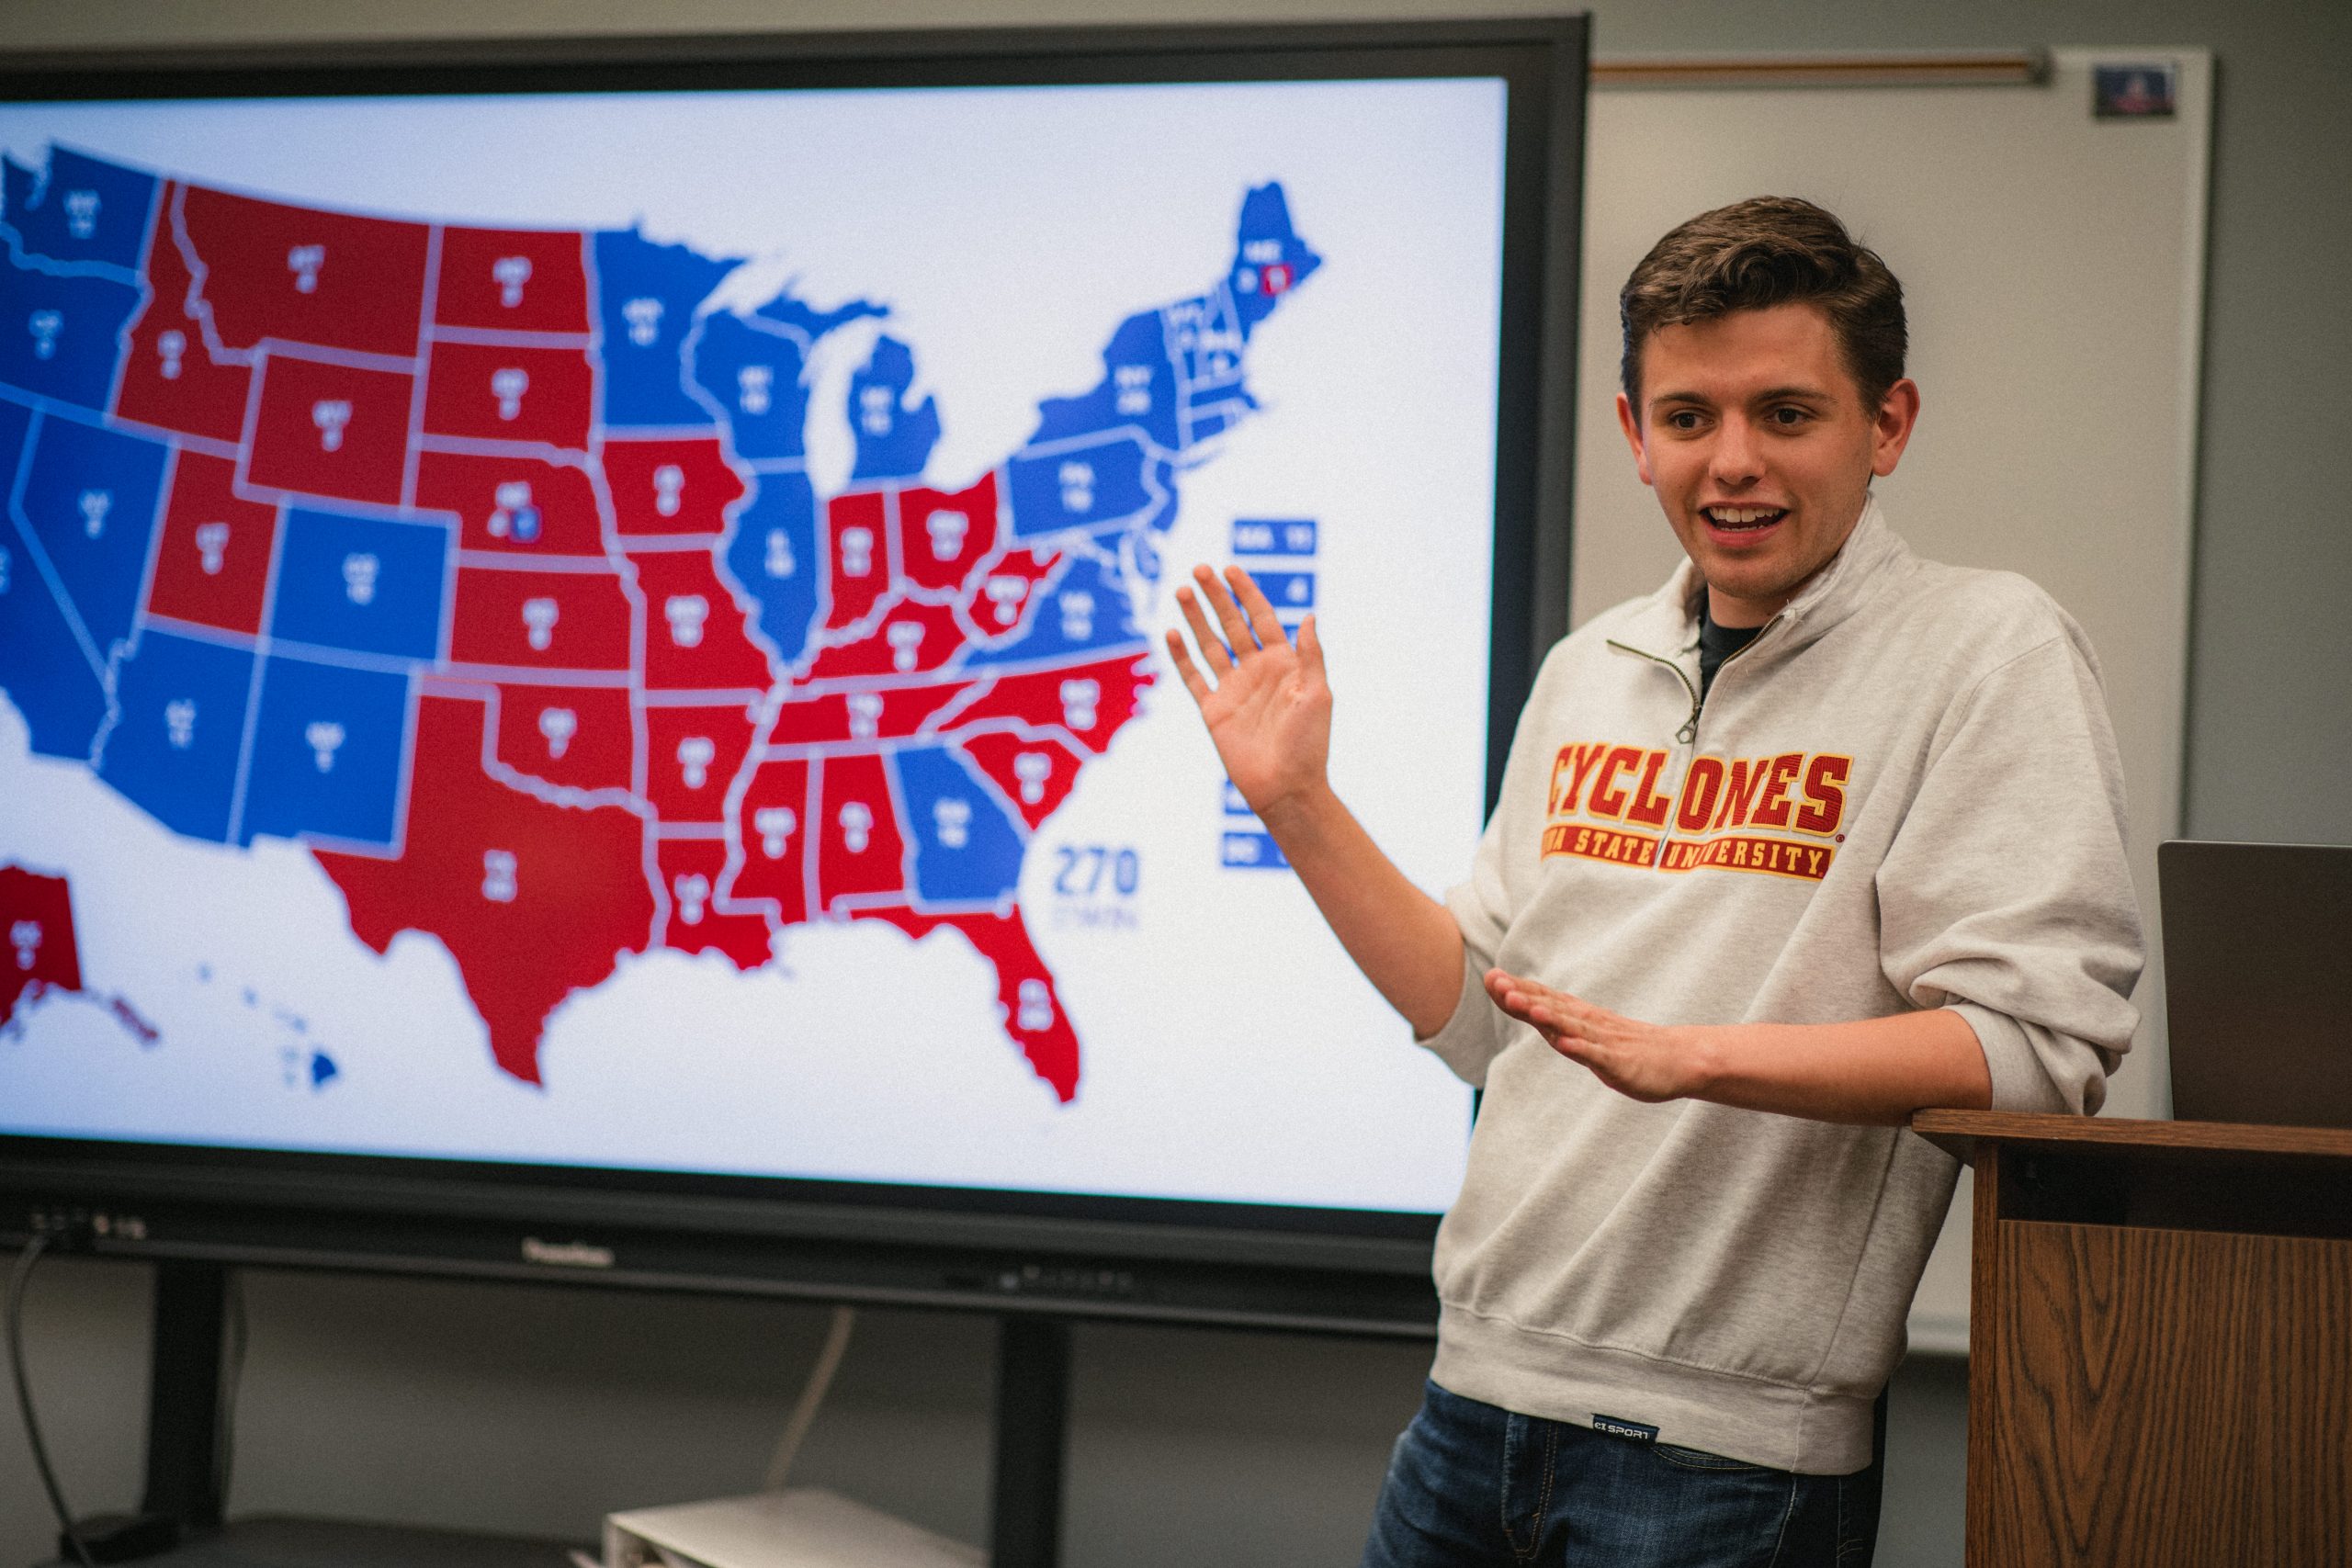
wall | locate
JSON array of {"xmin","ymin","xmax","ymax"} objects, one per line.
[{"xmin": 3, "ymin": 0, "xmax": 2345, "ymax": 1564}]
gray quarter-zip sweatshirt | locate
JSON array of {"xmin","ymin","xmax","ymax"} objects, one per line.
[{"xmin": 1421, "ymin": 499, "xmax": 2143, "ymax": 1474}]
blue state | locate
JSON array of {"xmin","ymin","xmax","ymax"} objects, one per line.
[
  {"xmin": 892, "ymin": 744, "xmax": 1024, "ymax": 908},
  {"xmin": 847, "ymin": 337, "xmax": 940, "ymax": 483},
  {"xmin": 1227, "ymin": 183, "xmax": 1323, "ymax": 339},
  {"xmin": 98, "ymin": 626, "xmax": 255, "ymax": 843},
  {"xmin": 1028, "ymin": 310, "xmax": 1182, "ymax": 454},
  {"xmin": 17, "ymin": 406, "xmax": 167, "ymax": 655},
  {"xmin": 2, "ymin": 147, "xmax": 160, "ymax": 272},
  {"xmin": 592, "ymin": 228, "xmax": 741, "ymax": 429},
  {"xmin": 237, "ymin": 652, "xmax": 412, "ymax": 850},
  {"xmin": 723, "ymin": 469, "xmax": 820, "ymax": 667},
  {"xmin": 0, "ymin": 240, "xmax": 142, "ymax": 412},
  {"xmin": 1004, "ymin": 434, "xmax": 1159, "ymax": 539},
  {"xmin": 692, "ymin": 313, "xmax": 814, "ymax": 462},
  {"xmin": 967, "ymin": 554, "xmax": 1143, "ymax": 667},
  {"xmin": 268, "ymin": 507, "xmax": 450, "ymax": 663},
  {"xmin": 0, "ymin": 395, "xmax": 109, "ymax": 760}
]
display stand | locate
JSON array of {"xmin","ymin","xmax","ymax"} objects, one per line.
[
  {"xmin": 989, "ymin": 1318, "xmax": 1070, "ymax": 1568},
  {"xmin": 1911, "ymin": 1110, "xmax": 2352, "ymax": 1567},
  {"xmin": 138, "ymin": 1262, "xmax": 227, "ymax": 1538},
  {"xmin": 89, "ymin": 1276, "xmax": 1075, "ymax": 1568}
]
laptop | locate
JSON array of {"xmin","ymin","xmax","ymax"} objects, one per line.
[{"xmin": 2159, "ymin": 840, "xmax": 2352, "ymax": 1129}]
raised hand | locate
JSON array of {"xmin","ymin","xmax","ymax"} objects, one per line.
[{"xmin": 1164, "ymin": 564, "xmax": 1330, "ymax": 821}]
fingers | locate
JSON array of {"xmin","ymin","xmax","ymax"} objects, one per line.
[
  {"xmin": 1297, "ymin": 613, "xmax": 1325, "ymax": 677},
  {"xmin": 1173, "ymin": 579, "xmax": 1233, "ymax": 675},
  {"xmin": 1223, "ymin": 565, "xmax": 1289, "ymax": 651},
  {"xmin": 1163, "ymin": 628, "xmax": 1213, "ymax": 704},
  {"xmin": 1196, "ymin": 564, "xmax": 1259, "ymax": 653},
  {"xmin": 1485, "ymin": 967, "xmax": 1557, "ymax": 1011},
  {"xmin": 1485, "ymin": 968, "xmax": 1593, "ymax": 1040}
]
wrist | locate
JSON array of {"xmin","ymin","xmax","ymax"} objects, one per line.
[
  {"xmin": 1254, "ymin": 776, "xmax": 1340, "ymax": 842},
  {"xmin": 1679, "ymin": 1024, "xmax": 1735, "ymax": 1102}
]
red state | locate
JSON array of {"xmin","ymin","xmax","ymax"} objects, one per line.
[
  {"xmin": 449, "ymin": 565, "xmax": 633, "ymax": 672},
  {"xmin": 812, "ymin": 751, "xmax": 910, "ymax": 912},
  {"xmin": 641, "ymin": 701, "xmax": 759, "ymax": 823},
  {"xmin": 1, "ymin": 864, "xmax": 84, "ymax": 1030},
  {"xmin": 313, "ymin": 694, "xmax": 653, "ymax": 1086},
  {"xmin": 802, "ymin": 598, "xmax": 967, "ymax": 682},
  {"xmin": 898, "ymin": 472, "xmax": 1001, "ymax": 593},
  {"xmin": 144, "ymin": 450, "xmax": 279, "ymax": 637},
  {"xmin": 958, "ymin": 546, "xmax": 1061, "ymax": 641},
  {"xmin": 179, "ymin": 184, "xmax": 432, "ymax": 359},
  {"xmin": 628, "ymin": 548, "xmax": 775, "ymax": 691},
  {"xmin": 415, "ymin": 450, "xmax": 603, "ymax": 556},
  {"xmin": 766, "ymin": 682, "xmax": 973, "ymax": 749},
  {"xmin": 490, "ymin": 682, "xmax": 633, "ymax": 794},
  {"xmin": 729, "ymin": 757, "xmax": 811, "ymax": 925},
  {"xmin": 423, "ymin": 341, "xmax": 594, "ymax": 450},
  {"xmin": 820, "ymin": 490, "xmax": 897, "ymax": 629},
  {"xmin": 434, "ymin": 227, "xmax": 592, "ymax": 335},
  {"xmin": 869, "ymin": 906, "xmax": 1079, "ymax": 1102},
  {"xmin": 949, "ymin": 653, "xmax": 1154, "ymax": 755},
  {"xmin": 113, "ymin": 184, "xmax": 252, "ymax": 445},
  {"xmin": 956, "ymin": 731, "xmax": 1084, "ymax": 829},
  {"xmin": 605, "ymin": 438, "xmax": 744, "ymax": 537},
  {"xmin": 653, "ymin": 836, "xmax": 772, "ymax": 971},
  {"xmin": 245, "ymin": 352, "xmax": 413, "ymax": 507}
]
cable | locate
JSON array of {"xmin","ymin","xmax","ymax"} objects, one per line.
[
  {"xmin": 6, "ymin": 1234, "xmax": 96, "ymax": 1568},
  {"xmin": 762, "ymin": 1304, "xmax": 855, "ymax": 1492}
]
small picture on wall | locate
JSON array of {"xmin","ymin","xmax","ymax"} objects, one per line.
[{"xmin": 2093, "ymin": 62, "xmax": 2177, "ymax": 118}]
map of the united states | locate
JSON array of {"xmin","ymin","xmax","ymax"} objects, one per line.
[{"xmin": 0, "ymin": 143, "xmax": 1318, "ymax": 1102}]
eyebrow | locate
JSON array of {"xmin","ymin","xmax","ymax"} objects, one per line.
[{"xmin": 1648, "ymin": 383, "xmax": 1838, "ymax": 411}]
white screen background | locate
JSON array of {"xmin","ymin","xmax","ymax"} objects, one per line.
[{"xmin": 0, "ymin": 76, "xmax": 1503, "ymax": 1214}]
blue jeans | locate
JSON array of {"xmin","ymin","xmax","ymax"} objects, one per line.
[{"xmin": 1360, "ymin": 1382, "xmax": 1883, "ymax": 1567}]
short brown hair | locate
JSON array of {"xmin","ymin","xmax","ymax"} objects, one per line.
[{"xmin": 1619, "ymin": 197, "xmax": 1906, "ymax": 412}]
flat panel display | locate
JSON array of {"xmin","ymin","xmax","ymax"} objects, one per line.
[{"xmin": 0, "ymin": 28, "xmax": 1577, "ymax": 1291}]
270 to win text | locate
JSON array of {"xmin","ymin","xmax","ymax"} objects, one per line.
[{"xmin": 1051, "ymin": 844, "xmax": 1140, "ymax": 898}]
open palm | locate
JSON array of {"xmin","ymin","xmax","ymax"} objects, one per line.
[{"xmin": 1165, "ymin": 565, "xmax": 1331, "ymax": 818}]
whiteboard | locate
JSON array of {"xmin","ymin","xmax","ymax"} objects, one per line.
[{"xmin": 1570, "ymin": 50, "xmax": 2212, "ymax": 1350}]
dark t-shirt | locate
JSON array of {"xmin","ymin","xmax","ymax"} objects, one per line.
[{"xmin": 1697, "ymin": 604, "xmax": 1762, "ymax": 700}]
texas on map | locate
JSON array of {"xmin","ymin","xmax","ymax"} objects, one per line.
[{"xmin": 0, "ymin": 141, "xmax": 1318, "ymax": 1102}]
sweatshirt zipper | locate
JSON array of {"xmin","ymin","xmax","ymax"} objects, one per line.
[
  {"xmin": 1607, "ymin": 614, "xmax": 1782, "ymax": 749},
  {"xmin": 1606, "ymin": 637, "xmax": 1702, "ymax": 744}
]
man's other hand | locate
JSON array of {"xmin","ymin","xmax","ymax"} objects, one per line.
[
  {"xmin": 1485, "ymin": 968, "xmax": 1708, "ymax": 1103},
  {"xmin": 1484, "ymin": 967, "xmax": 1997, "ymax": 1125}
]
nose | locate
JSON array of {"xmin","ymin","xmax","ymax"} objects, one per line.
[{"xmin": 1709, "ymin": 413, "xmax": 1766, "ymax": 488}]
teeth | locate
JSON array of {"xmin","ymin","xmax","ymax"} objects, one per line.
[{"xmin": 1707, "ymin": 506, "xmax": 1783, "ymax": 527}]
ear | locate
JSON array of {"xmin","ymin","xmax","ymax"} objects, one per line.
[
  {"xmin": 1870, "ymin": 378, "xmax": 1921, "ymax": 478},
  {"xmin": 1614, "ymin": 391, "xmax": 1655, "ymax": 488}
]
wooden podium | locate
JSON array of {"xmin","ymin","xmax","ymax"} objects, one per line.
[{"xmin": 1910, "ymin": 1111, "xmax": 2352, "ymax": 1565}]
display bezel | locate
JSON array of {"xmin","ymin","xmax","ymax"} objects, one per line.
[{"xmin": 0, "ymin": 17, "xmax": 1585, "ymax": 1331}]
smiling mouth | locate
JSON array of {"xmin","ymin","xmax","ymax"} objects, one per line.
[{"xmin": 1703, "ymin": 505, "xmax": 1787, "ymax": 533}]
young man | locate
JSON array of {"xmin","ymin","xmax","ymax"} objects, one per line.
[{"xmin": 1165, "ymin": 197, "xmax": 2143, "ymax": 1565}]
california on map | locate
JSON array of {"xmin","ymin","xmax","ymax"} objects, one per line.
[{"xmin": 0, "ymin": 142, "xmax": 1319, "ymax": 1102}]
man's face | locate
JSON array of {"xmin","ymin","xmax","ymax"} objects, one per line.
[{"xmin": 1615, "ymin": 303, "xmax": 1919, "ymax": 627}]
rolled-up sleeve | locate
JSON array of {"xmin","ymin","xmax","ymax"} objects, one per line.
[{"xmin": 1876, "ymin": 632, "xmax": 2145, "ymax": 1115}]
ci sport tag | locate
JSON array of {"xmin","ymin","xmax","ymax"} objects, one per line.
[{"xmin": 1591, "ymin": 1414, "xmax": 1659, "ymax": 1443}]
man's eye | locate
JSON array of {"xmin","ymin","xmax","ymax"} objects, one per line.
[
  {"xmin": 1666, "ymin": 411, "xmax": 1703, "ymax": 432},
  {"xmin": 1768, "ymin": 406, "xmax": 1809, "ymax": 426}
]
